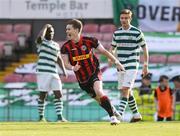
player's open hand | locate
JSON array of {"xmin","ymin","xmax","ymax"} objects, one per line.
[
  {"xmin": 63, "ymin": 71, "xmax": 68, "ymax": 78},
  {"xmin": 73, "ymin": 62, "xmax": 81, "ymax": 72},
  {"xmin": 116, "ymin": 63, "xmax": 125, "ymax": 72}
]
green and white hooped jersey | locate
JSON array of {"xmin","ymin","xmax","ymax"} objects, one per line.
[
  {"xmin": 36, "ymin": 39, "xmax": 60, "ymax": 75},
  {"xmin": 112, "ymin": 25, "xmax": 146, "ymax": 71}
]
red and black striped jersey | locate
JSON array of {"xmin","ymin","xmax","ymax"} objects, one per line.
[{"xmin": 61, "ymin": 36, "xmax": 100, "ymax": 83}]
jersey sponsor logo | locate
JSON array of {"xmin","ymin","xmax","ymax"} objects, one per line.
[{"xmin": 72, "ymin": 54, "xmax": 90, "ymax": 61}]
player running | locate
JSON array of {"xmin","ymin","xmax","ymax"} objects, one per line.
[{"xmin": 61, "ymin": 19, "xmax": 125, "ymax": 125}]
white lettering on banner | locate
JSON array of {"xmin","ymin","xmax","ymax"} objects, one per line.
[
  {"xmin": 25, "ymin": 0, "xmax": 88, "ymax": 13},
  {"xmin": 137, "ymin": 5, "xmax": 180, "ymax": 21},
  {"xmin": 70, "ymin": 0, "xmax": 88, "ymax": 10},
  {"xmin": 8, "ymin": 0, "xmax": 112, "ymax": 19},
  {"xmin": 1, "ymin": 0, "xmax": 179, "ymax": 32},
  {"xmin": 137, "ymin": 0, "xmax": 180, "ymax": 32}
]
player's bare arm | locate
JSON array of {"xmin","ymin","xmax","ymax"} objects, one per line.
[
  {"xmin": 108, "ymin": 45, "xmax": 116, "ymax": 66},
  {"xmin": 57, "ymin": 55, "xmax": 67, "ymax": 77},
  {"xmin": 142, "ymin": 45, "xmax": 149, "ymax": 77},
  {"xmin": 96, "ymin": 43, "xmax": 125, "ymax": 72},
  {"xmin": 61, "ymin": 54, "xmax": 81, "ymax": 71},
  {"xmin": 35, "ymin": 24, "xmax": 51, "ymax": 44}
]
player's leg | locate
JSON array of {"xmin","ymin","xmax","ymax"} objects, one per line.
[
  {"xmin": 79, "ymin": 80, "xmax": 119, "ymax": 124},
  {"xmin": 37, "ymin": 73, "xmax": 50, "ymax": 121},
  {"xmin": 81, "ymin": 80, "xmax": 115, "ymax": 117},
  {"xmin": 53, "ymin": 91, "xmax": 67, "ymax": 122},
  {"xmin": 120, "ymin": 70, "xmax": 142, "ymax": 122},
  {"xmin": 93, "ymin": 81, "xmax": 114, "ymax": 116},
  {"xmin": 117, "ymin": 71, "xmax": 129, "ymax": 120},
  {"xmin": 128, "ymin": 94, "xmax": 139, "ymax": 114},
  {"xmin": 80, "ymin": 69, "xmax": 115, "ymax": 118},
  {"xmin": 129, "ymin": 93, "xmax": 142, "ymax": 122},
  {"xmin": 38, "ymin": 92, "xmax": 48, "ymax": 121},
  {"xmin": 111, "ymin": 105, "xmax": 121, "ymax": 120},
  {"xmin": 93, "ymin": 80, "xmax": 120, "ymax": 124},
  {"xmin": 166, "ymin": 116, "xmax": 172, "ymax": 121},
  {"xmin": 122, "ymin": 70, "xmax": 142, "ymax": 122},
  {"xmin": 119, "ymin": 87, "xmax": 129, "ymax": 119},
  {"xmin": 157, "ymin": 116, "xmax": 164, "ymax": 121},
  {"xmin": 52, "ymin": 76, "xmax": 67, "ymax": 122},
  {"xmin": 90, "ymin": 71, "xmax": 115, "ymax": 118}
]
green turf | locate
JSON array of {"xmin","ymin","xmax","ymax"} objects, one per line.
[{"xmin": 0, "ymin": 122, "xmax": 179, "ymax": 136}]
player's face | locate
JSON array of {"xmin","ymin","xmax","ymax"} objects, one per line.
[
  {"xmin": 45, "ymin": 27, "xmax": 54, "ymax": 40},
  {"xmin": 142, "ymin": 78, "xmax": 151, "ymax": 86},
  {"xmin": 66, "ymin": 24, "xmax": 79, "ymax": 40},
  {"xmin": 120, "ymin": 14, "xmax": 132, "ymax": 28},
  {"xmin": 174, "ymin": 81, "xmax": 180, "ymax": 88},
  {"xmin": 160, "ymin": 79, "xmax": 169, "ymax": 87}
]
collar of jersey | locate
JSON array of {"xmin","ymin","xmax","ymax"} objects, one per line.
[
  {"xmin": 44, "ymin": 38, "xmax": 53, "ymax": 43},
  {"xmin": 121, "ymin": 25, "xmax": 132, "ymax": 31}
]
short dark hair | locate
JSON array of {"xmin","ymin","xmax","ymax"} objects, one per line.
[
  {"xmin": 120, "ymin": 9, "xmax": 132, "ymax": 16},
  {"xmin": 171, "ymin": 75, "xmax": 180, "ymax": 82},
  {"xmin": 141, "ymin": 73, "xmax": 152, "ymax": 80},
  {"xmin": 67, "ymin": 19, "xmax": 83, "ymax": 33},
  {"xmin": 159, "ymin": 75, "xmax": 169, "ymax": 82},
  {"xmin": 36, "ymin": 24, "xmax": 53, "ymax": 44}
]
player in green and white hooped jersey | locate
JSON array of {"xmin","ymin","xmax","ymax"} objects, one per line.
[
  {"xmin": 36, "ymin": 24, "xmax": 67, "ymax": 122},
  {"xmin": 109, "ymin": 9, "xmax": 149, "ymax": 122}
]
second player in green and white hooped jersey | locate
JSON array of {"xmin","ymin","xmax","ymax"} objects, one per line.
[
  {"xmin": 111, "ymin": 25, "xmax": 146, "ymax": 71},
  {"xmin": 36, "ymin": 39, "xmax": 60, "ymax": 76}
]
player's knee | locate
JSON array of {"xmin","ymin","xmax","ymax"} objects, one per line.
[
  {"xmin": 54, "ymin": 95, "xmax": 61, "ymax": 99},
  {"xmin": 53, "ymin": 91, "xmax": 62, "ymax": 99},
  {"xmin": 39, "ymin": 92, "xmax": 47, "ymax": 100},
  {"xmin": 120, "ymin": 88, "xmax": 129, "ymax": 97},
  {"xmin": 87, "ymin": 87, "xmax": 97, "ymax": 98}
]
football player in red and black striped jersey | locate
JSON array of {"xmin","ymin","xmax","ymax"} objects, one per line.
[{"xmin": 61, "ymin": 19, "xmax": 125, "ymax": 125}]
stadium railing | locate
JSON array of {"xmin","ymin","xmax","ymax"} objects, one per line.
[{"xmin": 1, "ymin": 82, "xmax": 179, "ymax": 122}]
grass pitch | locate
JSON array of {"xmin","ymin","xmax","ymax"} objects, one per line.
[{"xmin": 0, "ymin": 122, "xmax": 179, "ymax": 136}]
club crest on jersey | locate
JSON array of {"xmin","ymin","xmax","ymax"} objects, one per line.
[{"xmin": 81, "ymin": 45, "xmax": 87, "ymax": 51}]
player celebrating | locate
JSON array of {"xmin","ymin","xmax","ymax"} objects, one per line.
[
  {"xmin": 109, "ymin": 9, "xmax": 149, "ymax": 122},
  {"xmin": 61, "ymin": 19, "xmax": 125, "ymax": 125},
  {"xmin": 36, "ymin": 24, "xmax": 67, "ymax": 122}
]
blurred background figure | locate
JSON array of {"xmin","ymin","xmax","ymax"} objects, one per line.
[
  {"xmin": 171, "ymin": 75, "xmax": 180, "ymax": 92},
  {"xmin": 139, "ymin": 73, "xmax": 153, "ymax": 96},
  {"xmin": 138, "ymin": 73, "xmax": 153, "ymax": 105},
  {"xmin": 171, "ymin": 75, "xmax": 180, "ymax": 120},
  {"xmin": 154, "ymin": 75, "xmax": 174, "ymax": 121}
]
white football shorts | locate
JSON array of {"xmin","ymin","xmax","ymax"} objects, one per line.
[
  {"xmin": 118, "ymin": 70, "xmax": 138, "ymax": 90},
  {"xmin": 37, "ymin": 73, "xmax": 62, "ymax": 92}
]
